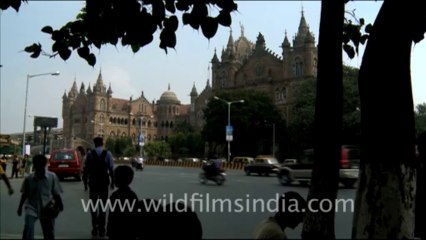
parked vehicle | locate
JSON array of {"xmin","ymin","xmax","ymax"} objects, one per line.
[
  {"xmin": 232, "ymin": 156, "xmax": 254, "ymax": 165},
  {"xmin": 244, "ymin": 155, "xmax": 281, "ymax": 176},
  {"xmin": 277, "ymin": 145, "xmax": 360, "ymax": 188},
  {"xmin": 131, "ymin": 157, "xmax": 144, "ymax": 171},
  {"xmin": 48, "ymin": 149, "xmax": 83, "ymax": 181}
]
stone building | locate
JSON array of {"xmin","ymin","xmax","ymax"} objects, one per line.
[
  {"xmin": 62, "ymin": 11, "xmax": 317, "ymax": 148},
  {"xmin": 189, "ymin": 11, "xmax": 317, "ymax": 130}
]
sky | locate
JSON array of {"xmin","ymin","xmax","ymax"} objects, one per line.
[{"xmin": 1, "ymin": 1, "xmax": 425, "ymax": 135}]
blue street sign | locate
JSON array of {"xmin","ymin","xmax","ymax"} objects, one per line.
[
  {"xmin": 138, "ymin": 133, "xmax": 145, "ymax": 146},
  {"xmin": 226, "ymin": 125, "xmax": 233, "ymax": 141}
]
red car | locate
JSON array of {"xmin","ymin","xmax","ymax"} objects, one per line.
[{"xmin": 48, "ymin": 149, "xmax": 83, "ymax": 181}]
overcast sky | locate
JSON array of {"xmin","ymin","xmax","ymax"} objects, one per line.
[{"xmin": 1, "ymin": 1, "xmax": 425, "ymax": 134}]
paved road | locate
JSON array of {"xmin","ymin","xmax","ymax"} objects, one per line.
[{"xmin": 1, "ymin": 165, "xmax": 356, "ymax": 239}]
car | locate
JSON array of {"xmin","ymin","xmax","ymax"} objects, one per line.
[
  {"xmin": 277, "ymin": 145, "xmax": 360, "ymax": 188},
  {"xmin": 232, "ymin": 156, "xmax": 254, "ymax": 165},
  {"xmin": 244, "ymin": 156, "xmax": 281, "ymax": 176},
  {"xmin": 48, "ymin": 149, "xmax": 83, "ymax": 181}
]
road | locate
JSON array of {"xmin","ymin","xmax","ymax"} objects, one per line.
[{"xmin": 1, "ymin": 165, "xmax": 356, "ymax": 239}]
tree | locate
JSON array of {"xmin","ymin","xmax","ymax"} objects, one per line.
[
  {"xmin": 415, "ymin": 103, "xmax": 426, "ymax": 135},
  {"xmin": 352, "ymin": 1, "xmax": 426, "ymax": 238},
  {"xmin": 288, "ymin": 66, "xmax": 361, "ymax": 156},
  {"xmin": 202, "ymin": 90, "xmax": 285, "ymax": 159},
  {"xmin": 168, "ymin": 121, "xmax": 205, "ymax": 158},
  {"xmin": 143, "ymin": 141, "xmax": 172, "ymax": 160},
  {"xmin": 2, "ymin": 0, "xmax": 237, "ymax": 66},
  {"xmin": 301, "ymin": 0, "xmax": 345, "ymax": 238}
]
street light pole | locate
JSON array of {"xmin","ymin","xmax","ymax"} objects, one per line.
[
  {"xmin": 214, "ymin": 96, "xmax": 244, "ymax": 163},
  {"xmin": 22, "ymin": 71, "xmax": 60, "ymax": 157}
]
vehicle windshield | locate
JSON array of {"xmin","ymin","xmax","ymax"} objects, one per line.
[
  {"xmin": 267, "ymin": 159, "xmax": 279, "ymax": 164},
  {"xmin": 53, "ymin": 152, "xmax": 74, "ymax": 160}
]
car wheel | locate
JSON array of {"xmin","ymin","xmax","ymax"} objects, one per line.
[
  {"xmin": 279, "ymin": 172, "xmax": 292, "ymax": 185},
  {"xmin": 216, "ymin": 175, "xmax": 225, "ymax": 186},
  {"xmin": 245, "ymin": 169, "xmax": 251, "ymax": 176},
  {"xmin": 299, "ymin": 180, "xmax": 309, "ymax": 186}
]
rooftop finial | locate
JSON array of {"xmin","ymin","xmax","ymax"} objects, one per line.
[
  {"xmin": 168, "ymin": 83, "xmax": 170, "ymax": 91},
  {"xmin": 239, "ymin": 21, "xmax": 244, "ymax": 37}
]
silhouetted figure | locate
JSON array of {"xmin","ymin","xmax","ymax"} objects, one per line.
[
  {"xmin": 135, "ymin": 198, "xmax": 166, "ymax": 239},
  {"xmin": 107, "ymin": 165, "xmax": 139, "ymax": 239},
  {"xmin": 11, "ymin": 154, "xmax": 19, "ymax": 178},
  {"xmin": 162, "ymin": 201, "xmax": 203, "ymax": 239},
  {"xmin": 415, "ymin": 131, "xmax": 426, "ymax": 240},
  {"xmin": 0, "ymin": 163, "xmax": 14, "ymax": 195},
  {"xmin": 1, "ymin": 154, "xmax": 7, "ymax": 172},
  {"xmin": 83, "ymin": 137, "xmax": 114, "ymax": 238},
  {"xmin": 17, "ymin": 154, "xmax": 63, "ymax": 240},
  {"xmin": 253, "ymin": 191, "xmax": 306, "ymax": 239}
]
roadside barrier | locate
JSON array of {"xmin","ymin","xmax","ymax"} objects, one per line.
[{"xmin": 143, "ymin": 160, "xmax": 245, "ymax": 170}]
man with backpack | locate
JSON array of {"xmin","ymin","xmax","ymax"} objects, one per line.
[{"xmin": 83, "ymin": 137, "xmax": 115, "ymax": 238}]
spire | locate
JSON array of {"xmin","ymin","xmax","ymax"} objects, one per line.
[
  {"xmin": 107, "ymin": 82, "xmax": 113, "ymax": 95},
  {"xmin": 227, "ymin": 29, "xmax": 234, "ymax": 49},
  {"xmin": 168, "ymin": 83, "xmax": 171, "ymax": 91},
  {"xmin": 80, "ymin": 82, "xmax": 85, "ymax": 94},
  {"xmin": 87, "ymin": 83, "xmax": 92, "ymax": 94},
  {"xmin": 69, "ymin": 80, "xmax": 78, "ymax": 98},
  {"xmin": 255, "ymin": 32, "xmax": 266, "ymax": 49},
  {"xmin": 94, "ymin": 69, "xmax": 106, "ymax": 93},
  {"xmin": 282, "ymin": 30, "xmax": 291, "ymax": 48},
  {"xmin": 62, "ymin": 90, "xmax": 68, "ymax": 101},
  {"xmin": 190, "ymin": 82, "xmax": 198, "ymax": 97},
  {"xmin": 206, "ymin": 78, "xmax": 211, "ymax": 88},
  {"xmin": 239, "ymin": 22, "xmax": 245, "ymax": 37},
  {"xmin": 211, "ymin": 48, "xmax": 219, "ymax": 63},
  {"xmin": 297, "ymin": 7, "xmax": 309, "ymax": 38}
]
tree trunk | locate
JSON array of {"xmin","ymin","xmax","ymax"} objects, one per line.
[
  {"xmin": 352, "ymin": 1, "xmax": 417, "ymax": 238},
  {"xmin": 301, "ymin": 0, "xmax": 344, "ymax": 238}
]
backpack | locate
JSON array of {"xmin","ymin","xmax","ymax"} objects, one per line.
[{"xmin": 88, "ymin": 149, "xmax": 110, "ymax": 185}]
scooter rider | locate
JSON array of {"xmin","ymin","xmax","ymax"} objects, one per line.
[{"xmin": 204, "ymin": 155, "xmax": 221, "ymax": 176}]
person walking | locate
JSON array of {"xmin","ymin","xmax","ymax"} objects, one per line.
[
  {"xmin": 0, "ymin": 154, "xmax": 7, "ymax": 172},
  {"xmin": 0, "ymin": 163, "xmax": 14, "ymax": 195},
  {"xmin": 11, "ymin": 154, "xmax": 20, "ymax": 178},
  {"xmin": 253, "ymin": 191, "xmax": 306, "ymax": 239},
  {"xmin": 17, "ymin": 154, "xmax": 63, "ymax": 240},
  {"xmin": 83, "ymin": 137, "xmax": 114, "ymax": 238},
  {"xmin": 20, "ymin": 154, "xmax": 28, "ymax": 177}
]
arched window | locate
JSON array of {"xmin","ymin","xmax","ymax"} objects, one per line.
[
  {"xmin": 100, "ymin": 114, "xmax": 105, "ymax": 123},
  {"xmin": 281, "ymin": 87, "xmax": 287, "ymax": 103},
  {"xmin": 109, "ymin": 117, "xmax": 113, "ymax": 124},
  {"xmin": 275, "ymin": 88, "xmax": 280, "ymax": 101},
  {"xmin": 110, "ymin": 131, "xmax": 115, "ymax": 137},
  {"xmin": 148, "ymin": 120, "xmax": 152, "ymax": 128},
  {"xmin": 121, "ymin": 132, "xmax": 126, "ymax": 137},
  {"xmin": 170, "ymin": 121, "xmax": 174, "ymax": 128},
  {"xmin": 295, "ymin": 58, "xmax": 304, "ymax": 77},
  {"xmin": 132, "ymin": 119, "xmax": 136, "ymax": 125}
]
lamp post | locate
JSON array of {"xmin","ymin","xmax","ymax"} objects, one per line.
[
  {"xmin": 22, "ymin": 71, "xmax": 60, "ymax": 157},
  {"xmin": 214, "ymin": 96, "xmax": 245, "ymax": 163},
  {"xmin": 264, "ymin": 121, "xmax": 276, "ymax": 158}
]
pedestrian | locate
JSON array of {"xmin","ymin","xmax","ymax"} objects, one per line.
[
  {"xmin": 0, "ymin": 163, "xmax": 14, "ymax": 195},
  {"xmin": 11, "ymin": 154, "xmax": 20, "ymax": 178},
  {"xmin": 415, "ymin": 131, "xmax": 426, "ymax": 240},
  {"xmin": 107, "ymin": 165, "xmax": 139, "ymax": 239},
  {"xmin": 0, "ymin": 154, "xmax": 7, "ymax": 172},
  {"xmin": 76, "ymin": 146, "xmax": 87, "ymax": 191},
  {"xmin": 83, "ymin": 137, "xmax": 114, "ymax": 238},
  {"xmin": 17, "ymin": 154, "xmax": 63, "ymax": 240},
  {"xmin": 253, "ymin": 191, "xmax": 306, "ymax": 239},
  {"xmin": 25, "ymin": 154, "xmax": 33, "ymax": 174},
  {"xmin": 21, "ymin": 154, "xmax": 28, "ymax": 177}
]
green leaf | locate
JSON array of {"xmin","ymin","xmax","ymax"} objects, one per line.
[
  {"xmin": 217, "ymin": 10, "xmax": 231, "ymax": 27},
  {"xmin": 164, "ymin": 16, "xmax": 179, "ymax": 32},
  {"xmin": 201, "ymin": 17, "xmax": 218, "ymax": 39},
  {"xmin": 77, "ymin": 46, "xmax": 89, "ymax": 58},
  {"xmin": 165, "ymin": 0, "xmax": 176, "ymax": 14},
  {"xmin": 365, "ymin": 24, "xmax": 373, "ymax": 34},
  {"xmin": 86, "ymin": 53, "xmax": 96, "ymax": 67},
  {"xmin": 343, "ymin": 44, "xmax": 355, "ymax": 59},
  {"xmin": 58, "ymin": 47, "xmax": 72, "ymax": 60},
  {"xmin": 131, "ymin": 44, "xmax": 140, "ymax": 53},
  {"xmin": 41, "ymin": 26, "xmax": 54, "ymax": 34}
]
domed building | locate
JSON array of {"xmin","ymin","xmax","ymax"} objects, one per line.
[{"xmin": 62, "ymin": 11, "xmax": 317, "ymax": 149}]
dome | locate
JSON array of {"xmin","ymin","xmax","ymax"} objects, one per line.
[{"xmin": 159, "ymin": 84, "xmax": 180, "ymax": 104}]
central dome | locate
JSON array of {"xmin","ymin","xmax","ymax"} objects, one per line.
[{"xmin": 159, "ymin": 84, "xmax": 180, "ymax": 103}]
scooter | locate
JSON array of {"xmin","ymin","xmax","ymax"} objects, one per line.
[
  {"xmin": 131, "ymin": 157, "xmax": 144, "ymax": 171},
  {"xmin": 199, "ymin": 166, "xmax": 226, "ymax": 185}
]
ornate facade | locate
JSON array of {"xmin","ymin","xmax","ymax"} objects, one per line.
[{"xmin": 62, "ymin": 11, "xmax": 317, "ymax": 148}]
